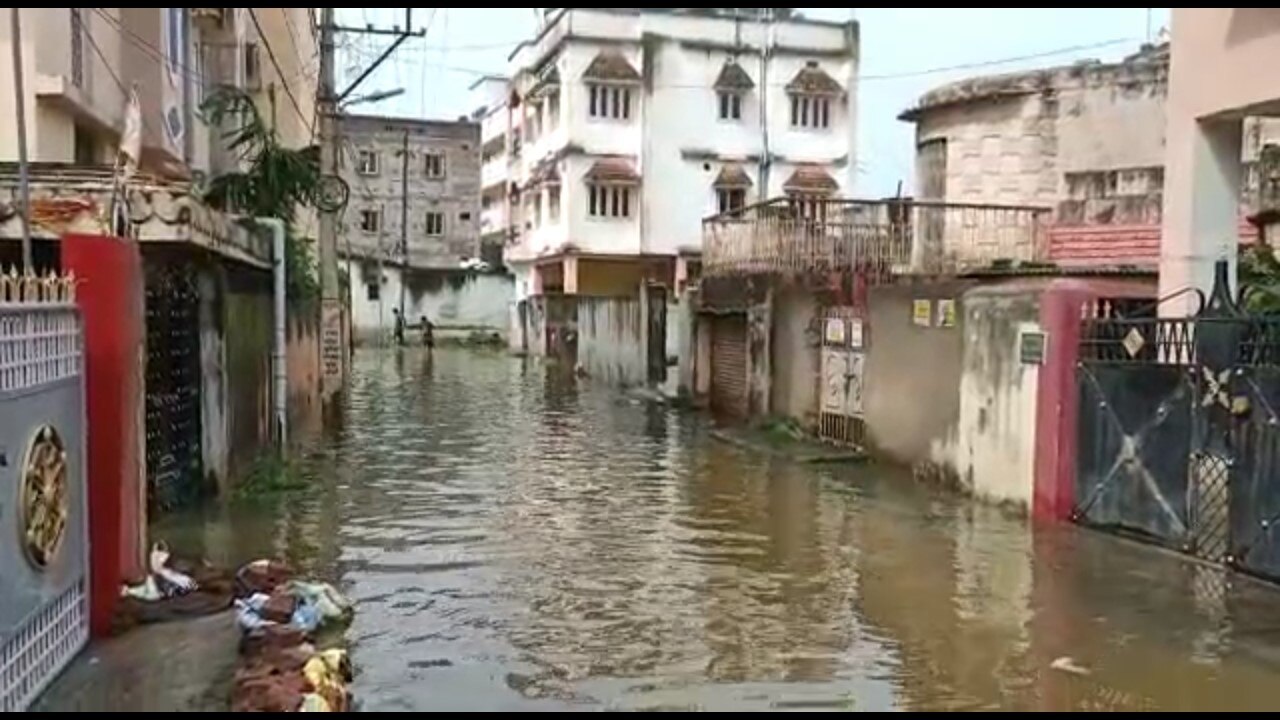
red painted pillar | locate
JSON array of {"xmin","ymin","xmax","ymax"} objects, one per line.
[
  {"xmin": 1034, "ymin": 278, "xmax": 1156, "ymax": 523},
  {"xmin": 62, "ymin": 234, "xmax": 146, "ymax": 637},
  {"xmin": 1034, "ymin": 281, "xmax": 1092, "ymax": 522}
]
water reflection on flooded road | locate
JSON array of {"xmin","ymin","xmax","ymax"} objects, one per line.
[{"xmin": 159, "ymin": 348, "xmax": 1280, "ymax": 711}]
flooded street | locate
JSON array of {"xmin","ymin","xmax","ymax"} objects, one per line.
[{"xmin": 153, "ymin": 348, "xmax": 1280, "ymax": 711}]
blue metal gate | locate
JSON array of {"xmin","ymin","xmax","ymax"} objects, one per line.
[
  {"xmin": 1075, "ymin": 263, "xmax": 1280, "ymax": 582},
  {"xmin": 0, "ymin": 275, "xmax": 88, "ymax": 711}
]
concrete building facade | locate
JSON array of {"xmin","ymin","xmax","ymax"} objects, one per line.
[
  {"xmin": 0, "ymin": 8, "xmax": 325, "ymax": 501},
  {"xmin": 339, "ymin": 115, "xmax": 481, "ymax": 270},
  {"xmin": 901, "ymin": 42, "xmax": 1280, "ymax": 272},
  {"xmin": 901, "ymin": 44, "xmax": 1174, "ymax": 225},
  {"xmin": 1159, "ymin": 8, "xmax": 1280, "ymax": 312},
  {"xmin": 338, "ymin": 114, "xmax": 513, "ymax": 342},
  {"xmin": 500, "ymin": 8, "xmax": 858, "ymax": 383},
  {"xmin": 506, "ymin": 8, "xmax": 858, "ymax": 286},
  {"xmin": 469, "ymin": 75, "xmax": 512, "ymax": 268}
]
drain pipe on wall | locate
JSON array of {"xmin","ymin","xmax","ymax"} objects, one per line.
[{"xmin": 256, "ymin": 217, "xmax": 288, "ymax": 450}]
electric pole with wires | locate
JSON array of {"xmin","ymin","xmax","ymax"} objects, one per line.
[{"xmin": 317, "ymin": 9, "xmax": 424, "ymax": 402}]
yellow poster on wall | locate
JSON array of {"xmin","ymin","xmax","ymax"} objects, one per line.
[
  {"xmin": 937, "ymin": 299, "xmax": 957, "ymax": 328},
  {"xmin": 912, "ymin": 299, "xmax": 932, "ymax": 327}
]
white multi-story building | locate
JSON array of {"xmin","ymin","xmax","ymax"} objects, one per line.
[
  {"xmin": 503, "ymin": 8, "xmax": 859, "ymax": 306},
  {"xmin": 469, "ymin": 74, "xmax": 513, "ymax": 266}
]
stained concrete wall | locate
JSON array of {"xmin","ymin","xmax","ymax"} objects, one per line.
[
  {"xmin": 577, "ymin": 296, "xmax": 646, "ymax": 386},
  {"xmin": 956, "ymin": 284, "xmax": 1043, "ymax": 509},
  {"xmin": 198, "ymin": 267, "xmax": 229, "ymax": 491},
  {"xmin": 863, "ymin": 281, "xmax": 971, "ymax": 473},
  {"xmin": 769, "ymin": 286, "xmax": 819, "ymax": 427},
  {"xmin": 196, "ymin": 260, "xmax": 323, "ymax": 494},
  {"xmin": 341, "ymin": 115, "xmax": 481, "ymax": 267},
  {"xmin": 222, "ymin": 267, "xmax": 272, "ymax": 485},
  {"xmin": 346, "ymin": 263, "xmax": 512, "ymax": 344},
  {"xmin": 286, "ymin": 310, "xmax": 322, "ymax": 442},
  {"xmin": 747, "ymin": 291, "xmax": 773, "ymax": 417}
]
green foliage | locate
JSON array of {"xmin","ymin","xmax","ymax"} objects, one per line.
[
  {"xmin": 288, "ymin": 235, "xmax": 320, "ymax": 302},
  {"xmin": 1239, "ymin": 243, "xmax": 1280, "ymax": 315},
  {"xmin": 201, "ymin": 86, "xmax": 334, "ymax": 301},
  {"xmin": 199, "ymin": 85, "xmax": 324, "ymax": 222},
  {"xmin": 235, "ymin": 454, "xmax": 309, "ymax": 500}
]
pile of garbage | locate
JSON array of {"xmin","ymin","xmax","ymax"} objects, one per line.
[
  {"xmin": 231, "ymin": 559, "xmax": 355, "ymax": 712},
  {"xmin": 116, "ymin": 543, "xmax": 237, "ymax": 634},
  {"xmin": 118, "ymin": 546, "xmax": 356, "ymax": 712}
]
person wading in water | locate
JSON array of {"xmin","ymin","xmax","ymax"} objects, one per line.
[
  {"xmin": 420, "ymin": 315, "xmax": 435, "ymax": 350},
  {"xmin": 392, "ymin": 308, "xmax": 406, "ymax": 347}
]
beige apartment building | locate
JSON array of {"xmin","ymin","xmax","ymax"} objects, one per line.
[
  {"xmin": 1160, "ymin": 8, "xmax": 1280, "ymax": 313},
  {"xmin": 0, "ymin": 8, "xmax": 325, "ymax": 506}
]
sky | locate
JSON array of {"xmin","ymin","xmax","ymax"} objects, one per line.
[{"xmin": 336, "ymin": 8, "xmax": 1170, "ymax": 196}]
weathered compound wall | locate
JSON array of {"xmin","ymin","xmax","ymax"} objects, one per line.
[
  {"xmin": 346, "ymin": 263, "xmax": 512, "ymax": 344},
  {"xmin": 862, "ymin": 281, "xmax": 971, "ymax": 475},
  {"xmin": 577, "ymin": 295, "xmax": 646, "ymax": 386},
  {"xmin": 955, "ymin": 283, "xmax": 1043, "ymax": 508},
  {"xmin": 769, "ymin": 286, "xmax": 817, "ymax": 425}
]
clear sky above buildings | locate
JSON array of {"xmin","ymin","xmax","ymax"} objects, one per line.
[{"xmin": 337, "ymin": 8, "xmax": 1170, "ymax": 196}]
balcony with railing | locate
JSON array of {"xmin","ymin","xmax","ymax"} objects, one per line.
[{"xmin": 702, "ymin": 197, "xmax": 1050, "ymax": 279}]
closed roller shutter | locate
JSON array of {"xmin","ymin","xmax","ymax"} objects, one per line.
[{"xmin": 711, "ymin": 314, "xmax": 748, "ymax": 419}]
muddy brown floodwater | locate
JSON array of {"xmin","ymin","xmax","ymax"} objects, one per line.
[{"xmin": 138, "ymin": 349, "xmax": 1280, "ymax": 710}]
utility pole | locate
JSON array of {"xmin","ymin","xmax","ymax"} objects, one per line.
[
  {"xmin": 317, "ymin": 8, "xmax": 342, "ymax": 408},
  {"xmin": 398, "ymin": 129, "xmax": 409, "ymax": 322},
  {"xmin": 10, "ymin": 7, "xmax": 33, "ymax": 271},
  {"xmin": 316, "ymin": 9, "xmax": 422, "ymax": 402}
]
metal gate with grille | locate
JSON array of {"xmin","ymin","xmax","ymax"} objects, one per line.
[
  {"xmin": 144, "ymin": 263, "xmax": 203, "ymax": 511},
  {"xmin": 710, "ymin": 314, "xmax": 748, "ymax": 419},
  {"xmin": 0, "ymin": 282, "xmax": 88, "ymax": 711},
  {"xmin": 1074, "ymin": 264, "xmax": 1280, "ymax": 580},
  {"xmin": 818, "ymin": 307, "xmax": 866, "ymax": 447}
]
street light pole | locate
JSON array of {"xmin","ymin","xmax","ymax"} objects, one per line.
[{"xmin": 10, "ymin": 7, "xmax": 33, "ymax": 271}]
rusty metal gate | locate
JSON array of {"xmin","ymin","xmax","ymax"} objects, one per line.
[
  {"xmin": 817, "ymin": 307, "xmax": 866, "ymax": 447},
  {"xmin": 144, "ymin": 262, "xmax": 203, "ymax": 511},
  {"xmin": 646, "ymin": 284, "xmax": 668, "ymax": 386},
  {"xmin": 710, "ymin": 314, "xmax": 748, "ymax": 419},
  {"xmin": 0, "ymin": 279, "xmax": 88, "ymax": 711},
  {"xmin": 1074, "ymin": 263, "xmax": 1280, "ymax": 581}
]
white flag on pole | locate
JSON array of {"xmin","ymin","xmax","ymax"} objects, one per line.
[{"xmin": 120, "ymin": 86, "xmax": 142, "ymax": 176}]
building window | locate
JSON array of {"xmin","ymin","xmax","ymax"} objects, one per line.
[
  {"xmin": 718, "ymin": 92, "xmax": 742, "ymax": 121},
  {"xmin": 70, "ymin": 9, "xmax": 84, "ymax": 88},
  {"xmin": 366, "ymin": 281, "xmax": 380, "ymax": 301},
  {"xmin": 548, "ymin": 186, "xmax": 561, "ymax": 223},
  {"xmin": 790, "ymin": 95, "xmax": 831, "ymax": 129},
  {"xmin": 588, "ymin": 185, "xmax": 632, "ymax": 219},
  {"xmin": 424, "ymin": 152, "xmax": 445, "ymax": 178},
  {"xmin": 243, "ymin": 43, "xmax": 261, "ymax": 88},
  {"xmin": 716, "ymin": 188, "xmax": 746, "ymax": 215},
  {"xmin": 425, "ymin": 211, "xmax": 445, "ymax": 236},
  {"xmin": 789, "ymin": 193, "xmax": 827, "ymax": 220},
  {"xmin": 359, "ymin": 208, "xmax": 381, "ymax": 234},
  {"xmin": 459, "ymin": 211, "xmax": 472, "ymax": 222},
  {"xmin": 165, "ymin": 8, "xmax": 185, "ymax": 77},
  {"xmin": 527, "ymin": 103, "xmax": 541, "ymax": 141},
  {"xmin": 548, "ymin": 90, "xmax": 561, "ymax": 130},
  {"xmin": 588, "ymin": 84, "xmax": 631, "ymax": 120},
  {"xmin": 357, "ymin": 150, "xmax": 380, "ymax": 176}
]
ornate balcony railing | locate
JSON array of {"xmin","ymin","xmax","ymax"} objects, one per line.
[{"xmin": 703, "ymin": 197, "xmax": 1050, "ymax": 279}]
